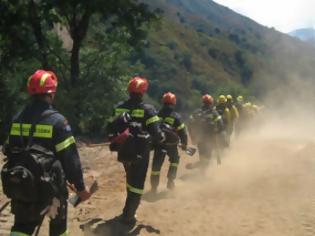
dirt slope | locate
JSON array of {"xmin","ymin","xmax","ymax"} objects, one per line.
[{"xmin": 1, "ymin": 121, "xmax": 315, "ymax": 236}]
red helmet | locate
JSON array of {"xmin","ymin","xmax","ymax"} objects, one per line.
[
  {"xmin": 202, "ymin": 94, "xmax": 214, "ymax": 105},
  {"xmin": 162, "ymin": 92, "xmax": 176, "ymax": 105},
  {"xmin": 27, "ymin": 70, "xmax": 58, "ymax": 95},
  {"xmin": 127, "ymin": 76, "xmax": 149, "ymax": 94}
]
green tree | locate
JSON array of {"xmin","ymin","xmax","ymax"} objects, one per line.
[{"xmin": 0, "ymin": 0, "xmax": 160, "ymax": 140}]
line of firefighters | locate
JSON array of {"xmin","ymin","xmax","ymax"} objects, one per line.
[
  {"xmin": 107, "ymin": 76, "xmax": 261, "ymax": 225},
  {"xmin": 1, "ymin": 70, "xmax": 261, "ymax": 235}
]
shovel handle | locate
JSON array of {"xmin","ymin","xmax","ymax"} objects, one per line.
[{"xmin": 0, "ymin": 200, "xmax": 10, "ymax": 214}]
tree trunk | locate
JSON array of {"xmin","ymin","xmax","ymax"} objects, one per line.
[
  {"xmin": 70, "ymin": 39, "xmax": 80, "ymax": 86},
  {"xmin": 68, "ymin": 2, "xmax": 92, "ymax": 86},
  {"xmin": 29, "ymin": 0, "xmax": 49, "ymax": 69}
]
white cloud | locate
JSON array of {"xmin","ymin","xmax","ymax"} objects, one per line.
[{"xmin": 214, "ymin": 0, "xmax": 315, "ymax": 32}]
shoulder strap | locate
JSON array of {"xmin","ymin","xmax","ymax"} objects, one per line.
[{"xmin": 18, "ymin": 110, "xmax": 27, "ymax": 148}]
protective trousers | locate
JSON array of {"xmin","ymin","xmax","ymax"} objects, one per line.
[
  {"xmin": 122, "ymin": 149, "xmax": 150, "ymax": 218},
  {"xmin": 10, "ymin": 199, "xmax": 68, "ymax": 236},
  {"xmin": 235, "ymin": 119, "xmax": 244, "ymax": 138},
  {"xmin": 151, "ymin": 145, "xmax": 180, "ymax": 190},
  {"xmin": 197, "ymin": 134, "xmax": 216, "ymax": 169}
]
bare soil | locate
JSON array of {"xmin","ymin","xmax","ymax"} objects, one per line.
[{"xmin": 1, "ymin": 125, "xmax": 315, "ymax": 236}]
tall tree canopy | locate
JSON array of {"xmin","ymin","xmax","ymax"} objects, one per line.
[{"xmin": 0, "ymin": 0, "xmax": 160, "ymax": 141}]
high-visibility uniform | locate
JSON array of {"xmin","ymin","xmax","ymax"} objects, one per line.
[
  {"xmin": 189, "ymin": 104, "xmax": 224, "ymax": 167},
  {"xmin": 3, "ymin": 99, "xmax": 84, "ymax": 236},
  {"xmin": 242, "ymin": 103, "xmax": 256, "ymax": 126},
  {"xmin": 108, "ymin": 96, "xmax": 164, "ymax": 221},
  {"xmin": 226, "ymin": 102, "xmax": 239, "ymax": 136},
  {"xmin": 151, "ymin": 105, "xmax": 188, "ymax": 190},
  {"xmin": 235, "ymin": 100, "xmax": 244, "ymax": 137},
  {"xmin": 215, "ymin": 103, "xmax": 231, "ymax": 147}
]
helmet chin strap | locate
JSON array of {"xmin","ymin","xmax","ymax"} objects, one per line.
[{"xmin": 47, "ymin": 93, "xmax": 56, "ymax": 104}]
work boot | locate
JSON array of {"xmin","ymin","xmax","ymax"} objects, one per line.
[
  {"xmin": 118, "ymin": 213, "xmax": 137, "ymax": 225},
  {"xmin": 121, "ymin": 193, "xmax": 140, "ymax": 225},
  {"xmin": 167, "ymin": 179, "xmax": 175, "ymax": 190}
]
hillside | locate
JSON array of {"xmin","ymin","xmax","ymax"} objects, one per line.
[
  {"xmin": 139, "ymin": 0, "xmax": 315, "ymax": 108},
  {"xmin": 289, "ymin": 28, "xmax": 315, "ymax": 47},
  {"xmin": 1, "ymin": 0, "xmax": 315, "ymax": 139}
]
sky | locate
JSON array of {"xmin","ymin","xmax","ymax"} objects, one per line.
[{"xmin": 214, "ymin": 0, "xmax": 315, "ymax": 33}]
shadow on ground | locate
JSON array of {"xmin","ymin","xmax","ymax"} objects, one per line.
[
  {"xmin": 142, "ymin": 190, "xmax": 173, "ymax": 203},
  {"xmin": 80, "ymin": 216, "xmax": 161, "ymax": 236}
]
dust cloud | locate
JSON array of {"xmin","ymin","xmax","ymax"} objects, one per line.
[
  {"xmin": 134, "ymin": 77, "xmax": 315, "ymax": 236},
  {"xmin": 2, "ymin": 78, "xmax": 315, "ymax": 236},
  {"xmin": 73, "ymin": 76, "xmax": 315, "ymax": 236}
]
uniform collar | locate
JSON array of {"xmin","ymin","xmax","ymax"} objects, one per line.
[
  {"xmin": 30, "ymin": 98, "xmax": 52, "ymax": 110},
  {"xmin": 202, "ymin": 104, "xmax": 212, "ymax": 110},
  {"xmin": 162, "ymin": 105, "xmax": 174, "ymax": 112},
  {"xmin": 128, "ymin": 96, "xmax": 143, "ymax": 104}
]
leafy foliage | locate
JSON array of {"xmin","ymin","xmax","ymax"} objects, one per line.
[
  {"xmin": 0, "ymin": 0, "xmax": 158, "ymax": 141},
  {"xmin": 1, "ymin": 0, "xmax": 315, "ymax": 143}
]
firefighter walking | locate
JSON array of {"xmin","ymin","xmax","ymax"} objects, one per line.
[
  {"xmin": 107, "ymin": 76, "xmax": 165, "ymax": 225},
  {"xmin": 234, "ymin": 95, "xmax": 245, "ymax": 137},
  {"xmin": 188, "ymin": 94, "xmax": 224, "ymax": 171},
  {"xmin": 1, "ymin": 70, "xmax": 91, "ymax": 236},
  {"xmin": 226, "ymin": 95, "xmax": 239, "ymax": 142},
  {"xmin": 150, "ymin": 92, "xmax": 188, "ymax": 192},
  {"xmin": 215, "ymin": 95, "xmax": 232, "ymax": 148}
]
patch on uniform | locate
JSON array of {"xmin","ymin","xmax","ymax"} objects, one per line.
[
  {"xmin": 63, "ymin": 119, "xmax": 71, "ymax": 132},
  {"xmin": 64, "ymin": 125, "xmax": 71, "ymax": 132}
]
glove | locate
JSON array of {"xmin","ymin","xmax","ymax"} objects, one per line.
[{"xmin": 77, "ymin": 187, "xmax": 92, "ymax": 202}]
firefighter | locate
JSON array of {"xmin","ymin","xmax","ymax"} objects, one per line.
[
  {"xmin": 252, "ymin": 104, "xmax": 260, "ymax": 114},
  {"xmin": 243, "ymin": 102, "xmax": 257, "ymax": 126},
  {"xmin": 226, "ymin": 95, "xmax": 239, "ymax": 140},
  {"xmin": 188, "ymin": 94, "xmax": 224, "ymax": 170},
  {"xmin": 235, "ymin": 95, "xmax": 245, "ymax": 137},
  {"xmin": 150, "ymin": 92, "xmax": 188, "ymax": 192},
  {"xmin": 107, "ymin": 76, "xmax": 165, "ymax": 225},
  {"xmin": 2, "ymin": 70, "xmax": 91, "ymax": 236},
  {"xmin": 235, "ymin": 96, "xmax": 244, "ymax": 113},
  {"xmin": 215, "ymin": 95, "xmax": 232, "ymax": 147}
]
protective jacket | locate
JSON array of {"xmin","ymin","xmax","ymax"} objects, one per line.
[
  {"xmin": 3, "ymin": 98, "xmax": 84, "ymax": 236},
  {"xmin": 189, "ymin": 104, "xmax": 224, "ymax": 141},
  {"xmin": 226, "ymin": 103, "xmax": 239, "ymax": 122},
  {"xmin": 108, "ymin": 97, "xmax": 164, "ymax": 146},
  {"xmin": 215, "ymin": 104, "xmax": 232, "ymax": 130},
  {"xmin": 235, "ymin": 101, "xmax": 244, "ymax": 117},
  {"xmin": 158, "ymin": 105, "xmax": 187, "ymax": 147},
  {"xmin": 3, "ymin": 99, "xmax": 85, "ymax": 191}
]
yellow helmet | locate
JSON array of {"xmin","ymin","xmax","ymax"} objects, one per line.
[
  {"xmin": 218, "ymin": 95, "xmax": 227, "ymax": 104},
  {"xmin": 237, "ymin": 96, "xmax": 243, "ymax": 102},
  {"xmin": 244, "ymin": 102, "xmax": 252, "ymax": 108},
  {"xmin": 226, "ymin": 94, "xmax": 233, "ymax": 101},
  {"xmin": 252, "ymin": 104, "xmax": 259, "ymax": 111}
]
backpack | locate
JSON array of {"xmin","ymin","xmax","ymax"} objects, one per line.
[
  {"xmin": 107, "ymin": 112, "xmax": 150, "ymax": 163},
  {"xmin": 160, "ymin": 123, "xmax": 179, "ymax": 146},
  {"xmin": 1, "ymin": 111, "xmax": 65, "ymax": 204},
  {"xmin": 189, "ymin": 109, "xmax": 217, "ymax": 142}
]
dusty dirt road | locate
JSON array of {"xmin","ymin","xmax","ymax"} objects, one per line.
[{"xmin": 1, "ymin": 122, "xmax": 315, "ymax": 236}]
